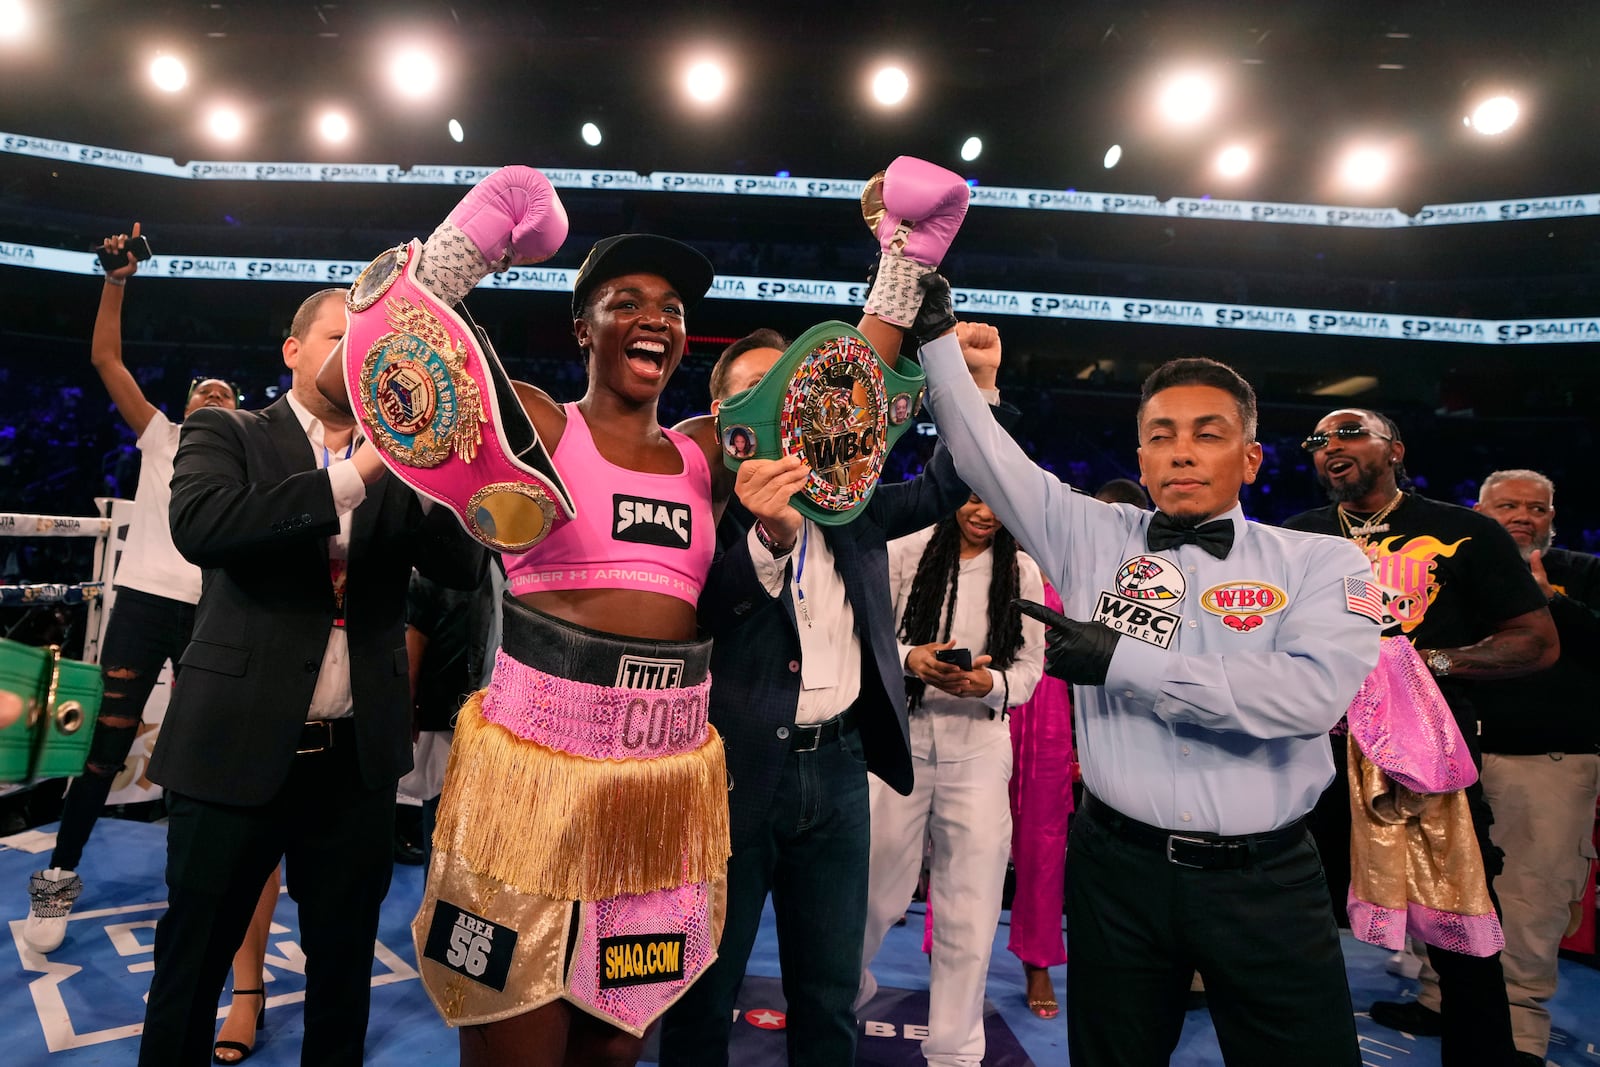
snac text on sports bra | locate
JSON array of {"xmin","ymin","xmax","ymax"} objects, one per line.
[{"xmin": 502, "ymin": 403, "xmax": 714, "ymax": 606}]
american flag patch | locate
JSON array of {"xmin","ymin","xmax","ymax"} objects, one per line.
[{"xmin": 1344, "ymin": 575, "xmax": 1387, "ymax": 623}]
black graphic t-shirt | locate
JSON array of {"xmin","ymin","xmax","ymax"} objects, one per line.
[{"xmin": 1285, "ymin": 494, "xmax": 1545, "ymax": 651}]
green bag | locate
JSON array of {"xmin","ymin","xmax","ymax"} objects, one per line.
[{"xmin": 0, "ymin": 640, "xmax": 103, "ymax": 783}]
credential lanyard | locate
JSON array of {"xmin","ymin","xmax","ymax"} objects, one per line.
[{"xmin": 794, "ymin": 522, "xmax": 811, "ymax": 629}]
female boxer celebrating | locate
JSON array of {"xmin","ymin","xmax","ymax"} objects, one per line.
[{"xmin": 320, "ymin": 158, "xmax": 973, "ymax": 1067}]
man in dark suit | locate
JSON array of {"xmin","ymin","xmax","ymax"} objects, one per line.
[
  {"xmin": 659, "ymin": 329, "xmax": 996, "ymax": 1067},
  {"xmin": 138, "ymin": 288, "xmax": 484, "ymax": 1066}
]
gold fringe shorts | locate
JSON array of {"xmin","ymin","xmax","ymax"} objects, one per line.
[{"xmin": 412, "ymin": 599, "xmax": 728, "ymax": 1036}]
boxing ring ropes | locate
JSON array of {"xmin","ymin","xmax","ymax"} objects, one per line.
[{"xmin": 0, "ymin": 502, "xmax": 121, "ymax": 798}]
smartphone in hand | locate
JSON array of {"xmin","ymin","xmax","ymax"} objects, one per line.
[
  {"xmin": 95, "ymin": 234, "xmax": 152, "ymax": 272},
  {"xmin": 934, "ymin": 647, "xmax": 973, "ymax": 671}
]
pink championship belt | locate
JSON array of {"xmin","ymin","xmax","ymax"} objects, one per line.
[{"xmin": 343, "ymin": 240, "xmax": 575, "ymax": 551}]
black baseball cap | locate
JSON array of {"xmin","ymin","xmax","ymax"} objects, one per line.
[{"xmin": 570, "ymin": 234, "xmax": 715, "ymax": 318}]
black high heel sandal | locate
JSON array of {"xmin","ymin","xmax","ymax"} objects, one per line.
[{"xmin": 212, "ymin": 988, "xmax": 265, "ymax": 1064}]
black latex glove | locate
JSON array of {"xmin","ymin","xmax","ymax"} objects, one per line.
[
  {"xmin": 1014, "ymin": 598, "xmax": 1121, "ymax": 686},
  {"xmin": 912, "ymin": 272, "xmax": 958, "ymax": 349}
]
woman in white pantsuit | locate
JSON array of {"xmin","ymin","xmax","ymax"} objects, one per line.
[{"xmin": 858, "ymin": 495, "xmax": 1046, "ymax": 1067}]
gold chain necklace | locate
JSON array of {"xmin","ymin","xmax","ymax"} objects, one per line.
[{"xmin": 1337, "ymin": 490, "xmax": 1405, "ymax": 540}]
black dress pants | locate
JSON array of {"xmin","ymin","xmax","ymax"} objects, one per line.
[
  {"xmin": 1065, "ymin": 798, "xmax": 1359, "ymax": 1067},
  {"xmin": 137, "ymin": 728, "xmax": 395, "ymax": 1066}
]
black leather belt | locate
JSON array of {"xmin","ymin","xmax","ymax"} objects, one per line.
[
  {"xmin": 790, "ymin": 707, "xmax": 857, "ymax": 753},
  {"xmin": 1083, "ymin": 793, "xmax": 1306, "ymax": 871},
  {"xmin": 296, "ymin": 717, "xmax": 355, "ymax": 755}
]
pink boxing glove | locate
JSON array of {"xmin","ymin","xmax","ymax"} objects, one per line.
[
  {"xmin": 862, "ymin": 157, "xmax": 969, "ymax": 328},
  {"xmin": 864, "ymin": 156, "xmax": 970, "ymax": 268},
  {"xmin": 447, "ymin": 165, "xmax": 570, "ymax": 269}
]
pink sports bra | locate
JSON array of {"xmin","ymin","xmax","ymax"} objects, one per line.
[{"xmin": 503, "ymin": 403, "xmax": 714, "ymax": 606}]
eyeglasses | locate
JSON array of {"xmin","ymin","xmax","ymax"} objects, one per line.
[{"xmin": 1301, "ymin": 426, "xmax": 1392, "ymax": 453}]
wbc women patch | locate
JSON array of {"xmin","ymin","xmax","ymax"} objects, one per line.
[{"xmin": 1092, "ymin": 554, "xmax": 1186, "ymax": 648}]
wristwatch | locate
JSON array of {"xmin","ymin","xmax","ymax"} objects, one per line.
[{"xmin": 1424, "ymin": 649, "xmax": 1453, "ymax": 677}]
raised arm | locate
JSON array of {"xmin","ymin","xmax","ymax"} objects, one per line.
[{"xmin": 90, "ymin": 223, "xmax": 159, "ymax": 436}]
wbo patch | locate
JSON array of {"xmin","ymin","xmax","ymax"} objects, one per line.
[
  {"xmin": 422, "ymin": 901, "xmax": 517, "ymax": 992},
  {"xmin": 597, "ymin": 933, "xmax": 687, "ymax": 989},
  {"xmin": 1199, "ymin": 581, "xmax": 1287, "ymax": 617},
  {"xmin": 1091, "ymin": 590, "xmax": 1180, "ymax": 648},
  {"xmin": 1114, "ymin": 555, "xmax": 1187, "ymax": 602}
]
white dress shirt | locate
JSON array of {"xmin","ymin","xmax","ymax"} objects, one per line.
[
  {"xmin": 285, "ymin": 392, "xmax": 367, "ymax": 721},
  {"xmin": 749, "ymin": 519, "xmax": 863, "ymax": 725}
]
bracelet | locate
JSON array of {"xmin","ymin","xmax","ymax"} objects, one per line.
[
  {"xmin": 105, "ymin": 276, "xmax": 126, "ymax": 287},
  {"xmin": 754, "ymin": 521, "xmax": 795, "ymax": 556}
]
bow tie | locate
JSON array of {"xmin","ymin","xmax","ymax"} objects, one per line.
[{"xmin": 1145, "ymin": 513, "xmax": 1235, "ymax": 560}]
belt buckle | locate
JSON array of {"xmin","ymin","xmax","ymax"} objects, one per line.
[
  {"xmin": 790, "ymin": 724, "xmax": 823, "ymax": 753},
  {"xmin": 1165, "ymin": 833, "xmax": 1214, "ymax": 869},
  {"xmin": 297, "ymin": 720, "xmax": 334, "ymax": 755}
]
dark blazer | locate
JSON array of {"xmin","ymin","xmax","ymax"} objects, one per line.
[
  {"xmin": 699, "ymin": 440, "xmax": 971, "ymax": 850},
  {"xmin": 151, "ymin": 397, "xmax": 483, "ymax": 806}
]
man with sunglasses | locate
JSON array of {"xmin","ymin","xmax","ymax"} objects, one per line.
[
  {"xmin": 24, "ymin": 227, "xmax": 243, "ymax": 954},
  {"xmin": 1285, "ymin": 408, "xmax": 1558, "ymax": 1067}
]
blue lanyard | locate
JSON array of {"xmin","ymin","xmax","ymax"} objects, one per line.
[
  {"xmin": 320, "ymin": 440, "xmax": 354, "ymax": 469},
  {"xmin": 794, "ymin": 522, "xmax": 812, "ymax": 627}
]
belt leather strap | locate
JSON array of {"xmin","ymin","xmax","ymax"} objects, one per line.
[{"xmin": 1083, "ymin": 793, "xmax": 1306, "ymax": 871}]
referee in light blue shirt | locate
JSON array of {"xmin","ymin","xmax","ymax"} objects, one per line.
[{"xmin": 912, "ymin": 289, "xmax": 1380, "ymax": 1065}]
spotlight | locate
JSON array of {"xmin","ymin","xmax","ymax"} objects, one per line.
[
  {"xmin": 684, "ymin": 60, "xmax": 728, "ymax": 104},
  {"xmin": 1156, "ymin": 71, "xmax": 1218, "ymax": 127},
  {"xmin": 448, "ymin": 118, "xmax": 464, "ymax": 143},
  {"xmin": 1103, "ymin": 144, "xmax": 1123, "ymax": 169},
  {"xmin": 1469, "ymin": 96, "xmax": 1519, "ymax": 135},
  {"xmin": 318, "ymin": 110, "xmax": 351, "ymax": 144},
  {"xmin": 581, "ymin": 122, "xmax": 602, "ymax": 147},
  {"xmin": 1338, "ymin": 146, "xmax": 1391, "ymax": 191},
  {"xmin": 960, "ymin": 136, "xmax": 983, "ymax": 162},
  {"xmin": 872, "ymin": 65, "xmax": 910, "ymax": 107},
  {"xmin": 206, "ymin": 105, "xmax": 244, "ymax": 143},
  {"xmin": 390, "ymin": 46, "xmax": 441, "ymax": 100},
  {"xmin": 1215, "ymin": 144, "xmax": 1252, "ymax": 178},
  {"xmin": 150, "ymin": 54, "xmax": 188, "ymax": 93},
  {"xmin": 0, "ymin": 0, "xmax": 31, "ymax": 43}
]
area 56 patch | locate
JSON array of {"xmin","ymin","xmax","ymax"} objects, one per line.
[{"xmin": 422, "ymin": 901, "xmax": 517, "ymax": 992}]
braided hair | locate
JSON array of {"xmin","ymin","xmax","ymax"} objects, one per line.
[{"xmin": 899, "ymin": 509, "xmax": 1024, "ymax": 709}]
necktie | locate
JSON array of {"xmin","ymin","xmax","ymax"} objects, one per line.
[{"xmin": 1145, "ymin": 513, "xmax": 1234, "ymax": 560}]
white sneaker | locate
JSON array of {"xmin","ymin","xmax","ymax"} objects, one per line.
[
  {"xmin": 24, "ymin": 868, "xmax": 82, "ymax": 953},
  {"xmin": 1384, "ymin": 948, "xmax": 1423, "ymax": 980}
]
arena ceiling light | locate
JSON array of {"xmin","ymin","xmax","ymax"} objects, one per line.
[
  {"xmin": 871, "ymin": 65, "xmax": 910, "ymax": 107},
  {"xmin": 1215, "ymin": 144, "xmax": 1252, "ymax": 178},
  {"xmin": 1468, "ymin": 95, "xmax": 1519, "ymax": 136},
  {"xmin": 205, "ymin": 105, "xmax": 244, "ymax": 143},
  {"xmin": 388, "ymin": 45, "xmax": 443, "ymax": 100},
  {"xmin": 317, "ymin": 110, "xmax": 352, "ymax": 144},
  {"xmin": 1337, "ymin": 145, "xmax": 1392, "ymax": 191},
  {"xmin": 1155, "ymin": 70, "xmax": 1218, "ymax": 128},
  {"xmin": 149, "ymin": 53, "xmax": 189, "ymax": 93},
  {"xmin": 960, "ymin": 136, "xmax": 983, "ymax": 162},
  {"xmin": 683, "ymin": 59, "xmax": 728, "ymax": 105},
  {"xmin": 448, "ymin": 118, "xmax": 464, "ymax": 143},
  {"xmin": 1103, "ymin": 144, "xmax": 1123, "ymax": 169},
  {"xmin": 0, "ymin": 0, "xmax": 31, "ymax": 43},
  {"xmin": 581, "ymin": 121, "xmax": 602, "ymax": 147}
]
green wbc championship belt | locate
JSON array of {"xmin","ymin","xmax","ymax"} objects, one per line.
[{"xmin": 715, "ymin": 321, "xmax": 926, "ymax": 526}]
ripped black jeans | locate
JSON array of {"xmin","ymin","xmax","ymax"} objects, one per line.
[{"xmin": 49, "ymin": 587, "xmax": 196, "ymax": 871}]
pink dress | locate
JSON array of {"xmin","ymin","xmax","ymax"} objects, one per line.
[{"xmin": 1006, "ymin": 580, "xmax": 1074, "ymax": 968}]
